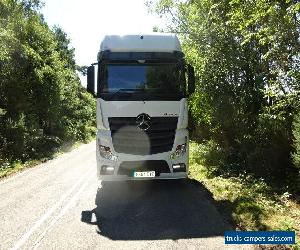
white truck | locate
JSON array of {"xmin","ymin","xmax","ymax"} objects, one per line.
[{"xmin": 86, "ymin": 34, "xmax": 195, "ymax": 181}]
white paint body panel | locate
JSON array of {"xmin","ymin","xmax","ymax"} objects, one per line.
[
  {"xmin": 100, "ymin": 33, "xmax": 181, "ymax": 53},
  {"xmin": 96, "ymin": 98, "xmax": 189, "ymax": 181},
  {"xmin": 97, "ymin": 99, "xmax": 186, "ymax": 130}
]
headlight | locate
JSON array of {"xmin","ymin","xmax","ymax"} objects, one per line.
[
  {"xmin": 170, "ymin": 143, "xmax": 187, "ymax": 159},
  {"xmin": 98, "ymin": 144, "xmax": 118, "ymax": 161}
]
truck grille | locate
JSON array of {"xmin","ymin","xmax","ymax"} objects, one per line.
[
  {"xmin": 118, "ymin": 160, "xmax": 170, "ymax": 176},
  {"xmin": 108, "ymin": 116, "xmax": 178, "ymax": 155}
]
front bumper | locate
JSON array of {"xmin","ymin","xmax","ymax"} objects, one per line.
[
  {"xmin": 96, "ymin": 129, "xmax": 189, "ymax": 181},
  {"xmin": 98, "ymin": 173, "xmax": 188, "ymax": 181}
]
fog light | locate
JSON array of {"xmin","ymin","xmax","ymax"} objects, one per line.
[
  {"xmin": 173, "ymin": 164, "xmax": 181, "ymax": 169},
  {"xmin": 98, "ymin": 141, "xmax": 118, "ymax": 161},
  {"xmin": 100, "ymin": 165, "xmax": 114, "ymax": 175},
  {"xmin": 105, "ymin": 166, "xmax": 114, "ymax": 171},
  {"xmin": 170, "ymin": 143, "xmax": 187, "ymax": 159},
  {"xmin": 172, "ymin": 163, "xmax": 186, "ymax": 172}
]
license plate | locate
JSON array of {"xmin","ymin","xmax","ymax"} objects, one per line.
[{"xmin": 133, "ymin": 171, "xmax": 155, "ymax": 178}]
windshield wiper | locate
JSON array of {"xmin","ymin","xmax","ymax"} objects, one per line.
[
  {"xmin": 107, "ymin": 88, "xmax": 138, "ymax": 99},
  {"xmin": 140, "ymin": 88, "xmax": 181, "ymax": 101}
]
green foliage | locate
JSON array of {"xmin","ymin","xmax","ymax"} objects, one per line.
[
  {"xmin": 292, "ymin": 111, "xmax": 300, "ymax": 169},
  {"xmin": 189, "ymin": 142, "xmax": 300, "ymax": 245},
  {"xmin": 150, "ymin": 0, "xmax": 300, "ymax": 183},
  {"xmin": 0, "ymin": 0, "xmax": 95, "ymax": 167}
]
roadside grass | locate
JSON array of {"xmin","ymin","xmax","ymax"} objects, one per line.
[
  {"xmin": 189, "ymin": 141, "xmax": 300, "ymax": 249},
  {"xmin": 0, "ymin": 140, "xmax": 88, "ymax": 179}
]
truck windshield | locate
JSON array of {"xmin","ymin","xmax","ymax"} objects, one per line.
[{"xmin": 99, "ymin": 63, "xmax": 186, "ymax": 100}]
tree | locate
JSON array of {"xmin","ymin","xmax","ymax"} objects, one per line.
[
  {"xmin": 149, "ymin": 0, "xmax": 300, "ymax": 179},
  {"xmin": 292, "ymin": 111, "xmax": 300, "ymax": 169},
  {"xmin": 0, "ymin": 0, "xmax": 95, "ymax": 164}
]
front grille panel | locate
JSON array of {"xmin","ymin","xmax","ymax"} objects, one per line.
[
  {"xmin": 118, "ymin": 160, "xmax": 170, "ymax": 177},
  {"xmin": 108, "ymin": 116, "xmax": 178, "ymax": 155}
]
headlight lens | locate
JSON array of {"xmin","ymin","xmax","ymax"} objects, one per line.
[
  {"xmin": 98, "ymin": 144, "xmax": 118, "ymax": 161},
  {"xmin": 170, "ymin": 143, "xmax": 187, "ymax": 159}
]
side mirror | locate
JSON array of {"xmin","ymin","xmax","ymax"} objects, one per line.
[
  {"xmin": 187, "ymin": 64, "xmax": 195, "ymax": 94},
  {"xmin": 87, "ymin": 65, "xmax": 95, "ymax": 96}
]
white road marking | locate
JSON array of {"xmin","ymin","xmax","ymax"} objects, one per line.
[
  {"xmin": 11, "ymin": 166, "xmax": 94, "ymax": 250},
  {"xmin": 32, "ymin": 173, "xmax": 93, "ymax": 250}
]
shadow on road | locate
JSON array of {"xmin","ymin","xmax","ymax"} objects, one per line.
[{"xmin": 81, "ymin": 179, "xmax": 234, "ymax": 240}]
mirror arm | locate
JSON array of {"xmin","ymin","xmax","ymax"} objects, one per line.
[{"xmin": 87, "ymin": 65, "xmax": 96, "ymax": 97}]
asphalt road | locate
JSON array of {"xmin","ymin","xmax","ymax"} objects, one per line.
[{"xmin": 0, "ymin": 141, "xmax": 252, "ymax": 250}]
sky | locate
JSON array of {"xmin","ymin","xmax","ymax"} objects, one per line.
[{"xmin": 41, "ymin": 0, "xmax": 163, "ymax": 68}]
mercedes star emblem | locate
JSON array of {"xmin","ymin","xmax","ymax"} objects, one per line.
[{"xmin": 136, "ymin": 113, "xmax": 151, "ymax": 131}]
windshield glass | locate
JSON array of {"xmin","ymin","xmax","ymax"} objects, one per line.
[{"xmin": 100, "ymin": 63, "xmax": 186, "ymax": 96}]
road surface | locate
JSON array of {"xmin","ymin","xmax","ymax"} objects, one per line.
[{"xmin": 0, "ymin": 142, "xmax": 252, "ymax": 249}]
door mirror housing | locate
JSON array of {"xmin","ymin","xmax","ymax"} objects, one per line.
[
  {"xmin": 187, "ymin": 64, "xmax": 195, "ymax": 95},
  {"xmin": 87, "ymin": 65, "xmax": 95, "ymax": 97}
]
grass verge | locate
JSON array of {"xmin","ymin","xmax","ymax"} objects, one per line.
[{"xmin": 189, "ymin": 141, "xmax": 300, "ymax": 249}]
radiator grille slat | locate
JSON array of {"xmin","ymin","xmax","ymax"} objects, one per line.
[{"xmin": 108, "ymin": 116, "xmax": 178, "ymax": 155}]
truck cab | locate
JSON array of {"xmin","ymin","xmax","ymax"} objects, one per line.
[{"xmin": 86, "ymin": 34, "xmax": 195, "ymax": 181}]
